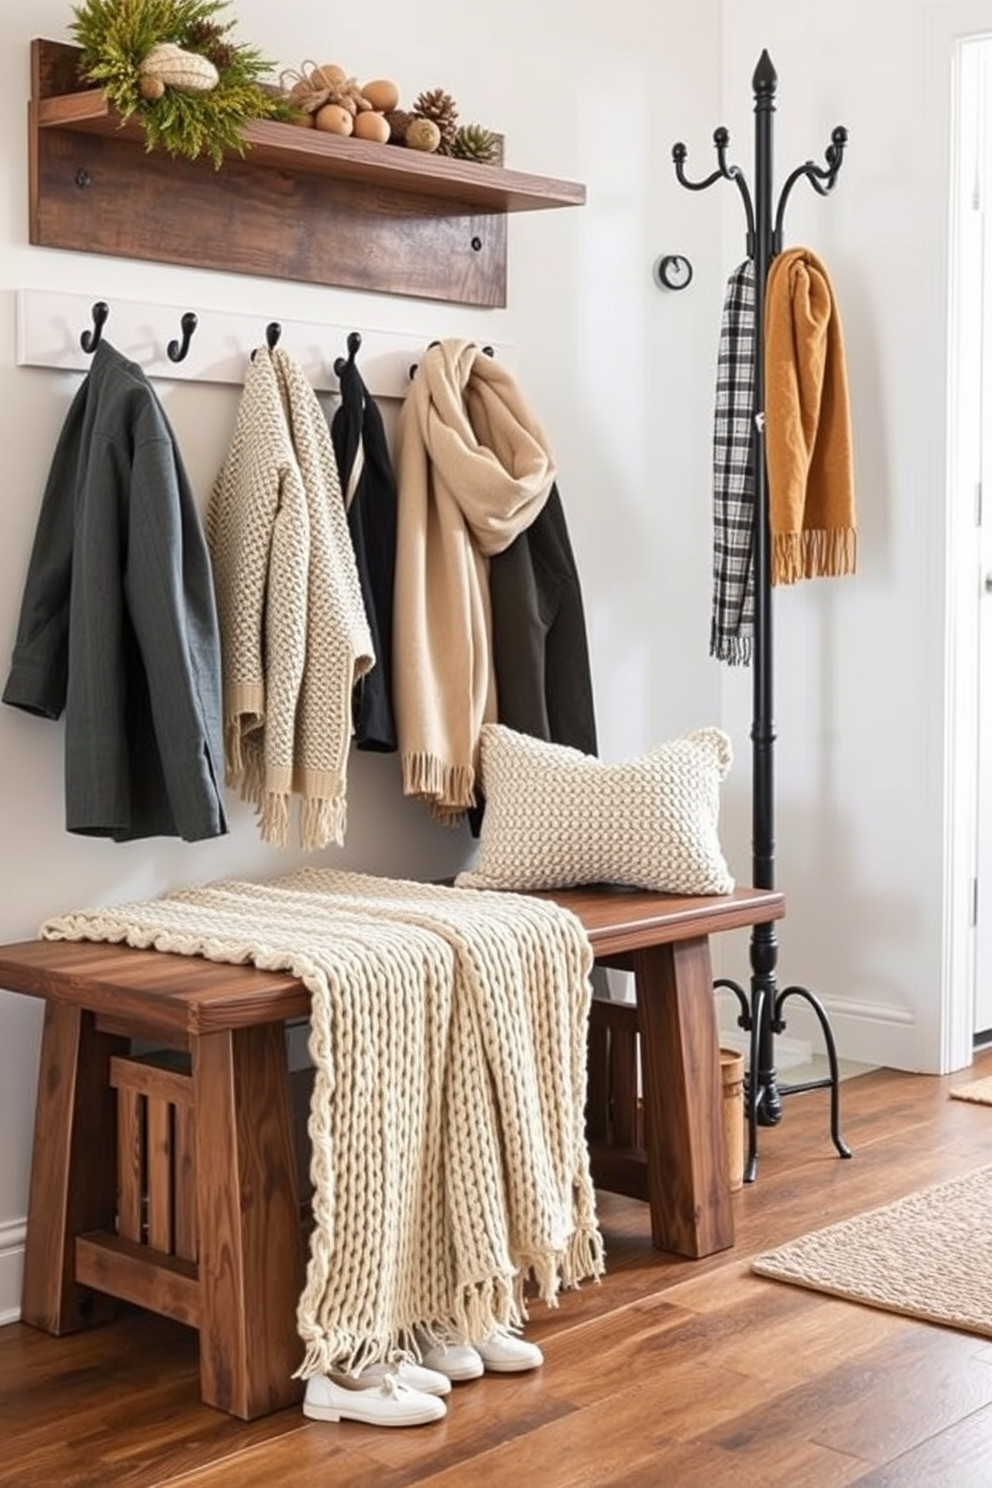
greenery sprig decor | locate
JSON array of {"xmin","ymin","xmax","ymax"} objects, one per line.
[{"xmin": 69, "ymin": 0, "xmax": 291, "ymax": 167}]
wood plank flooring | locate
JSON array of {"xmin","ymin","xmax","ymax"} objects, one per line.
[{"xmin": 3, "ymin": 1054, "xmax": 992, "ymax": 1487}]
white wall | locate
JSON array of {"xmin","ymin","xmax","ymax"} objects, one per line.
[{"xmin": 0, "ymin": 1, "xmax": 724, "ymax": 1319}]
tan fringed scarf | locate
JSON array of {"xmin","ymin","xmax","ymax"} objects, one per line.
[
  {"xmin": 207, "ymin": 348, "xmax": 373, "ymax": 850},
  {"xmin": 394, "ymin": 340, "xmax": 557, "ymax": 824},
  {"xmin": 40, "ymin": 869, "xmax": 605, "ymax": 1376},
  {"xmin": 764, "ymin": 247, "xmax": 857, "ymax": 585}
]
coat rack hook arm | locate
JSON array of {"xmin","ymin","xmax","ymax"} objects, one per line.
[
  {"xmin": 673, "ymin": 133, "xmax": 756, "ymax": 258},
  {"xmin": 815, "ymin": 125, "xmax": 850, "ymax": 191},
  {"xmin": 673, "ymin": 137, "xmax": 729, "ymax": 193},
  {"xmin": 266, "ymin": 322, "xmax": 282, "ymax": 350},
  {"xmin": 80, "ymin": 300, "xmax": 109, "ymax": 353},
  {"xmin": 166, "ymin": 311, "xmax": 198, "ymax": 364},
  {"xmin": 772, "ymin": 124, "xmax": 849, "ymax": 252}
]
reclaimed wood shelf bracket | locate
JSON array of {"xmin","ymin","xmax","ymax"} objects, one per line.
[{"xmin": 28, "ymin": 39, "xmax": 586, "ymax": 308}]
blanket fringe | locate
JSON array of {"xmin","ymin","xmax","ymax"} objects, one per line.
[
  {"xmin": 294, "ymin": 1326, "xmax": 420, "ymax": 1382},
  {"xmin": 448, "ymin": 1273, "xmax": 517, "ymax": 1345},
  {"xmin": 562, "ymin": 1224, "xmax": 607, "ymax": 1288}
]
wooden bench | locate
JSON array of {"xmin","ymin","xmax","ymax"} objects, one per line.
[{"xmin": 0, "ymin": 882, "xmax": 783, "ymax": 1420}]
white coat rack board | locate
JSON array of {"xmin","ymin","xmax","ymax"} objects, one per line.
[{"xmin": 15, "ymin": 288, "xmax": 516, "ymax": 397}]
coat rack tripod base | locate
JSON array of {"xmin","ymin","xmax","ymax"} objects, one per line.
[
  {"xmin": 715, "ymin": 971, "xmax": 852, "ymax": 1184},
  {"xmin": 675, "ymin": 50, "xmax": 853, "ymax": 1183}
]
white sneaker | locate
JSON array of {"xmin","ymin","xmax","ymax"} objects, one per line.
[
  {"xmin": 302, "ymin": 1371, "xmax": 447, "ymax": 1426},
  {"xmin": 357, "ymin": 1358, "xmax": 452, "ymax": 1396},
  {"xmin": 417, "ymin": 1337, "xmax": 485, "ymax": 1382},
  {"xmin": 476, "ymin": 1330, "xmax": 544, "ymax": 1373},
  {"xmin": 417, "ymin": 1328, "xmax": 543, "ymax": 1379}
]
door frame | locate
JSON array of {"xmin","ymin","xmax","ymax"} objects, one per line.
[{"xmin": 944, "ymin": 16, "xmax": 992, "ymax": 1072}]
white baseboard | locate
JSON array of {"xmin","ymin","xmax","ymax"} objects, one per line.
[
  {"xmin": 0, "ymin": 1218, "xmax": 25, "ymax": 1326},
  {"xmin": 716, "ymin": 1026, "xmax": 814, "ymax": 1072}
]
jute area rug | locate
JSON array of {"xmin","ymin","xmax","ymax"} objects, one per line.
[
  {"xmin": 751, "ymin": 1164, "xmax": 992, "ymax": 1337},
  {"xmin": 949, "ymin": 1074, "xmax": 992, "ymax": 1105}
]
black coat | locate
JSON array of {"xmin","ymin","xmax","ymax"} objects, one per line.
[
  {"xmin": 3, "ymin": 341, "xmax": 227, "ymax": 842},
  {"xmin": 489, "ymin": 481, "xmax": 598, "ymax": 755},
  {"xmin": 330, "ymin": 359, "xmax": 398, "ymax": 752}
]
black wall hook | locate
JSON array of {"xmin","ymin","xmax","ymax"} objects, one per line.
[
  {"xmin": 334, "ymin": 330, "xmax": 362, "ymax": 377},
  {"xmin": 409, "ymin": 338, "xmax": 440, "ymax": 381},
  {"xmin": 80, "ymin": 301, "xmax": 109, "ymax": 353},
  {"xmin": 409, "ymin": 339, "xmax": 492, "ymax": 380},
  {"xmin": 251, "ymin": 322, "xmax": 282, "ymax": 362},
  {"xmin": 166, "ymin": 311, "xmax": 198, "ymax": 363}
]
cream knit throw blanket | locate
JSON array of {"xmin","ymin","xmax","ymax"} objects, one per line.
[
  {"xmin": 41, "ymin": 869, "xmax": 603, "ymax": 1377},
  {"xmin": 207, "ymin": 348, "xmax": 374, "ymax": 850},
  {"xmin": 394, "ymin": 340, "xmax": 557, "ymax": 824}
]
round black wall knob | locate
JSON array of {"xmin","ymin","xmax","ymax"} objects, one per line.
[{"xmin": 655, "ymin": 254, "xmax": 694, "ymax": 291}]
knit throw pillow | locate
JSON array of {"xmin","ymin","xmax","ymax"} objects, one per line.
[{"xmin": 455, "ymin": 724, "xmax": 735, "ymax": 896}]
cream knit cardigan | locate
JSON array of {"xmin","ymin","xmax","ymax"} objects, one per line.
[
  {"xmin": 41, "ymin": 869, "xmax": 604, "ymax": 1377},
  {"xmin": 208, "ymin": 348, "xmax": 373, "ymax": 849},
  {"xmin": 394, "ymin": 340, "xmax": 557, "ymax": 824}
]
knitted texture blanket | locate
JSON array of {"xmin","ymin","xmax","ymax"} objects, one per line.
[
  {"xmin": 711, "ymin": 259, "xmax": 757, "ymax": 666},
  {"xmin": 764, "ymin": 247, "xmax": 858, "ymax": 585},
  {"xmin": 207, "ymin": 348, "xmax": 374, "ymax": 850},
  {"xmin": 41, "ymin": 869, "xmax": 603, "ymax": 1377},
  {"xmin": 394, "ymin": 340, "xmax": 557, "ymax": 824}
]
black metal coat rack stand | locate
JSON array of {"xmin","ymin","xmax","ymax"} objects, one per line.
[{"xmin": 673, "ymin": 50, "xmax": 853, "ymax": 1182}]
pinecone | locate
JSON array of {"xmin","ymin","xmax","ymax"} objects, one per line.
[
  {"xmin": 384, "ymin": 107, "xmax": 414, "ymax": 144},
  {"xmin": 452, "ymin": 123, "xmax": 500, "ymax": 164},
  {"xmin": 182, "ymin": 20, "xmax": 235, "ymax": 73},
  {"xmin": 412, "ymin": 87, "xmax": 459, "ymax": 155}
]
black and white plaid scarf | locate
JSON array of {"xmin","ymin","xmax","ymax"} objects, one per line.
[{"xmin": 710, "ymin": 259, "xmax": 755, "ymax": 666}]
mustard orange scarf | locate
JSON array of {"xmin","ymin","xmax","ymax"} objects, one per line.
[{"xmin": 764, "ymin": 247, "xmax": 857, "ymax": 585}]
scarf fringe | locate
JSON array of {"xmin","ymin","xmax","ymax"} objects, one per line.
[
  {"xmin": 710, "ymin": 626, "xmax": 753, "ymax": 668},
  {"xmin": 226, "ymin": 727, "xmax": 267, "ymax": 807},
  {"xmin": 300, "ymin": 794, "xmax": 347, "ymax": 852},
  {"xmin": 232, "ymin": 780, "xmax": 348, "ymax": 852},
  {"xmin": 401, "ymin": 751, "xmax": 476, "ymax": 816},
  {"xmin": 772, "ymin": 527, "xmax": 858, "ymax": 586},
  {"xmin": 259, "ymin": 790, "xmax": 291, "ymax": 849},
  {"xmin": 224, "ymin": 720, "xmax": 243, "ymax": 784}
]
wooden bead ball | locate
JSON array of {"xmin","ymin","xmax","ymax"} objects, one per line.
[
  {"xmin": 315, "ymin": 103, "xmax": 354, "ymax": 136},
  {"xmin": 353, "ymin": 110, "xmax": 391, "ymax": 143},
  {"xmin": 361, "ymin": 78, "xmax": 400, "ymax": 112}
]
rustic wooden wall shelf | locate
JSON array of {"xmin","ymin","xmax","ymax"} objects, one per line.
[{"xmin": 29, "ymin": 39, "xmax": 586, "ymax": 308}]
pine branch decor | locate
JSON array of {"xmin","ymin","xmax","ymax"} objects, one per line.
[{"xmin": 70, "ymin": 0, "xmax": 290, "ymax": 168}]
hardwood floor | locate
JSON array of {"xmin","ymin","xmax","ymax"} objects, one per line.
[{"xmin": 3, "ymin": 1055, "xmax": 992, "ymax": 1487}]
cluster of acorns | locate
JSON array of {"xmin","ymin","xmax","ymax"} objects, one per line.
[{"xmin": 280, "ymin": 63, "xmax": 501, "ymax": 163}]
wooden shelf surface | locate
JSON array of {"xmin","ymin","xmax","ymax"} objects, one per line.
[{"xmin": 35, "ymin": 87, "xmax": 586, "ymax": 215}]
